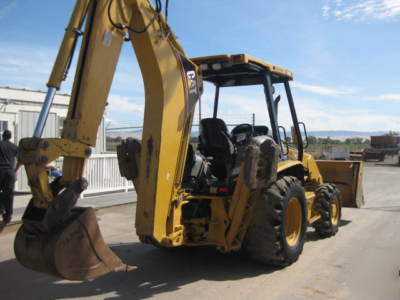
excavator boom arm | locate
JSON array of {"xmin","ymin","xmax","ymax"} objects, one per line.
[{"xmin": 15, "ymin": 0, "xmax": 201, "ymax": 280}]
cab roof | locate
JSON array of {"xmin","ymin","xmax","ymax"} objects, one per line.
[{"xmin": 190, "ymin": 54, "xmax": 293, "ymax": 87}]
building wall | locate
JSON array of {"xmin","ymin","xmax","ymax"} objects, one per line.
[
  {"xmin": 0, "ymin": 87, "xmax": 105, "ymax": 152},
  {"xmin": 18, "ymin": 111, "xmax": 58, "ymax": 140},
  {"xmin": 0, "ymin": 87, "xmax": 107, "ymax": 191},
  {"xmin": 0, "ymin": 87, "xmax": 69, "ymax": 140}
]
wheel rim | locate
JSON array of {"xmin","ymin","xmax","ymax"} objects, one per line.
[
  {"xmin": 330, "ymin": 196, "xmax": 340, "ymax": 225},
  {"xmin": 285, "ymin": 197, "xmax": 303, "ymax": 247}
]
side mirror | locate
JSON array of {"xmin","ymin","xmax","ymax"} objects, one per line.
[{"xmin": 298, "ymin": 122, "xmax": 309, "ymax": 148}]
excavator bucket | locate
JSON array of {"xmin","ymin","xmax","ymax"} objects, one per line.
[
  {"xmin": 14, "ymin": 206, "xmax": 134, "ymax": 281},
  {"xmin": 316, "ymin": 160, "xmax": 364, "ymax": 208}
]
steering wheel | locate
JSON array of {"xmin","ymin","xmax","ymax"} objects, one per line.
[{"xmin": 231, "ymin": 123, "xmax": 254, "ymax": 146}]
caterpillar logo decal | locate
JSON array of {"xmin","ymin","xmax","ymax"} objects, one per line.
[
  {"xmin": 186, "ymin": 70, "xmax": 197, "ymax": 96},
  {"xmin": 178, "ymin": 53, "xmax": 200, "ymax": 113}
]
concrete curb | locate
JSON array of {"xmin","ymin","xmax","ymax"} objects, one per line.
[
  {"xmin": 3, "ymin": 191, "xmax": 137, "ymax": 231},
  {"xmin": 1, "ymin": 201, "xmax": 136, "ymax": 233}
]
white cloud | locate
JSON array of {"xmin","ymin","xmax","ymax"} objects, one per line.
[
  {"xmin": 361, "ymin": 93, "xmax": 400, "ymax": 102},
  {"xmin": 322, "ymin": 0, "xmax": 400, "ymax": 21},
  {"xmin": 291, "ymin": 82, "xmax": 352, "ymax": 96},
  {"xmin": 0, "ymin": 0, "xmax": 17, "ymax": 19},
  {"xmin": 0, "ymin": 41, "xmax": 148, "ymax": 128},
  {"xmin": 322, "ymin": 4, "xmax": 331, "ymax": 17},
  {"xmin": 106, "ymin": 94, "xmax": 144, "ymax": 113},
  {"xmin": 0, "ymin": 43, "xmax": 58, "ymax": 90},
  {"xmin": 104, "ymin": 117, "xmax": 123, "ymax": 129},
  {"xmin": 4, "ymin": 58, "xmax": 28, "ymax": 67},
  {"xmin": 111, "ymin": 49, "xmax": 144, "ymax": 94},
  {"xmin": 0, "ymin": 41, "xmax": 145, "ymax": 98},
  {"xmin": 195, "ymin": 87, "xmax": 399, "ymax": 131},
  {"xmin": 377, "ymin": 93, "xmax": 400, "ymax": 101},
  {"xmin": 292, "ymin": 97, "xmax": 399, "ymax": 131}
]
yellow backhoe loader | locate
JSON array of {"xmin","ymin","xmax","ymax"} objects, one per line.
[{"xmin": 14, "ymin": 0, "xmax": 364, "ymax": 281}]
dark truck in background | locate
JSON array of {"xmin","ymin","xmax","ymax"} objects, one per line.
[{"xmin": 350, "ymin": 135, "xmax": 400, "ymax": 162}]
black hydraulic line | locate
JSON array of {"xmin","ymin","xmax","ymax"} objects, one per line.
[
  {"xmin": 107, "ymin": 0, "xmax": 161, "ymax": 34},
  {"xmin": 263, "ymin": 74, "xmax": 281, "ymax": 147},
  {"xmin": 62, "ymin": 28, "xmax": 83, "ymax": 81},
  {"xmin": 62, "ymin": 0, "xmax": 90, "ymax": 82},
  {"xmin": 284, "ymin": 80, "xmax": 303, "ymax": 161},
  {"xmin": 71, "ymin": 0, "xmax": 97, "ymax": 119},
  {"xmin": 213, "ymin": 84, "xmax": 220, "ymax": 118},
  {"xmin": 165, "ymin": 0, "xmax": 169, "ymax": 21}
]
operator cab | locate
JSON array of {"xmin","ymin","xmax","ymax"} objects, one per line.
[{"xmin": 183, "ymin": 54, "xmax": 306, "ymax": 195}]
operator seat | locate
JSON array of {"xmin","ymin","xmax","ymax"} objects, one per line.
[
  {"xmin": 254, "ymin": 125, "xmax": 269, "ymax": 136},
  {"xmin": 198, "ymin": 118, "xmax": 236, "ymax": 180},
  {"xmin": 231, "ymin": 123, "xmax": 254, "ymax": 146}
]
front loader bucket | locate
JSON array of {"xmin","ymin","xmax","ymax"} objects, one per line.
[
  {"xmin": 14, "ymin": 207, "xmax": 133, "ymax": 281},
  {"xmin": 316, "ymin": 160, "xmax": 364, "ymax": 208}
]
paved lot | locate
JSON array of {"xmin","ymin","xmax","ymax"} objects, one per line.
[
  {"xmin": 11, "ymin": 191, "xmax": 136, "ymax": 222},
  {"xmin": 0, "ymin": 161, "xmax": 399, "ymax": 299}
]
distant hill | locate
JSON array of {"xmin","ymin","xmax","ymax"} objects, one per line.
[
  {"xmin": 306, "ymin": 131, "xmax": 389, "ymax": 141},
  {"xmin": 307, "ymin": 130, "xmax": 387, "ymax": 138},
  {"xmin": 107, "ymin": 129, "xmax": 142, "ymax": 139},
  {"xmin": 107, "ymin": 129, "xmax": 389, "ymax": 141}
]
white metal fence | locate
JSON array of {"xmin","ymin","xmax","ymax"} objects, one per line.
[
  {"xmin": 16, "ymin": 154, "xmax": 134, "ymax": 195},
  {"xmin": 82, "ymin": 154, "xmax": 133, "ymax": 196}
]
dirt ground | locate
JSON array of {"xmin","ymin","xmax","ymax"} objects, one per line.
[{"xmin": 0, "ymin": 160, "xmax": 399, "ymax": 299}]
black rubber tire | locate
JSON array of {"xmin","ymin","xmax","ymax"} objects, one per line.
[
  {"xmin": 244, "ymin": 176, "xmax": 307, "ymax": 266},
  {"xmin": 313, "ymin": 183, "xmax": 342, "ymax": 238}
]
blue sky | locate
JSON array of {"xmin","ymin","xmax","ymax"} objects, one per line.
[{"xmin": 0, "ymin": 0, "xmax": 399, "ymax": 131}]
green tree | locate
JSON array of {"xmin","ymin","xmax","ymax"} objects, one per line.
[
  {"xmin": 345, "ymin": 137, "xmax": 363, "ymax": 144},
  {"xmin": 384, "ymin": 131, "xmax": 399, "ymax": 136},
  {"xmin": 308, "ymin": 135, "xmax": 317, "ymax": 144}
]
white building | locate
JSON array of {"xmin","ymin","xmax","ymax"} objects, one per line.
[{"xmin": 0, "ymin": 86, "xmax": 106, "ymax": 191}]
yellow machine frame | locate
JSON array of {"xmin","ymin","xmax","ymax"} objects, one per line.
[{"xmin": 15, "ymin": 0, "xmax": 364, "ymax": 280}]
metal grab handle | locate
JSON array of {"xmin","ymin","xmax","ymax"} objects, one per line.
[
  {"xmin": 298, "ymin": 122, "xmax": 309, "ymax": 148},
  {"xmin": 278, "ymin": 125, "xmax": 289, "ymax": 155}
]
